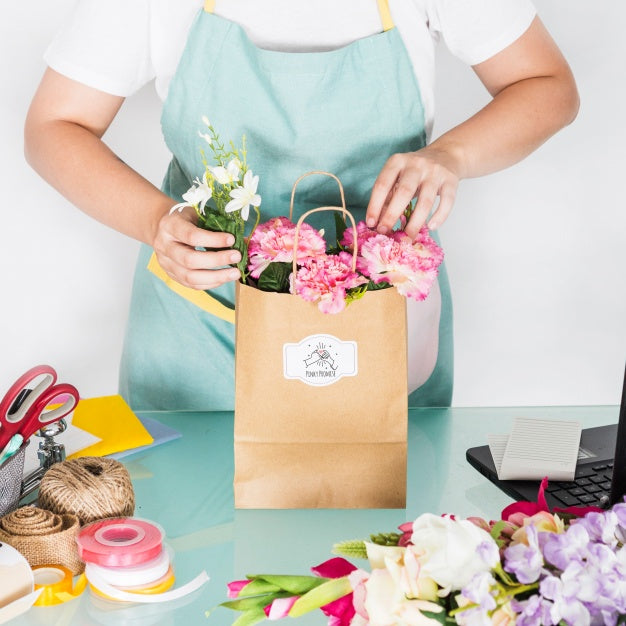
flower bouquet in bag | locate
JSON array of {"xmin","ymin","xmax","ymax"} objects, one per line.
[{"xmin": 172, "ymin": 122, "xmax": 444, "ymax": 509}]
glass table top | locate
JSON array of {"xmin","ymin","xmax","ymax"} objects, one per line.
[{"xmin": 10, "ymin": 405, "xmax": 618, "ymax": 625}]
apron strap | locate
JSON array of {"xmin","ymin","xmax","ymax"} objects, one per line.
[
  {"xmin": 147, "ymin": 252, "xmax": 235, "ymax": 325},
  {"xmin": 203, "ymin": 0, "xmax": 395, "ymax": 32}
]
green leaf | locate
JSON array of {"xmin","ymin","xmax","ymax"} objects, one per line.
[
  {"xmin": 345, "ymin": 285, "xmax": 367, "ymax": 307},
  {"xmin": 334, "ymin": 211, "xmax": 347, "ymax": 246},
  {"xmin": 199, "ymin": 211, "xmax": 237, "ymax": 236},
  {"xmin": 365, "ymin": 279, "xmax": 391, "ymax": 292},
  {"xmin": 489, "ymin": 520, "xmax": 507, "ymax": 541},
  {"xmin": 220, "ymin": 592, "xmax": 289, "ymax": 611},
  {"xmin": 257, "ymin": 262, "xmax": 291, "ymax": 293},
  {"xmin": 421, "ymin": 608, "xmax": 454, "ymax": 625},
  {"xmin": 332, "ymin": 539, "xmax": 368, "ymax": 559},
  {"xmin": 288, "ymin": 577, "xmax": 352, "ymax": 618},
  {"xmin": 236, "ymin": 579, "xmax": 281, "ymax": 596},
  {"xmin": 247, "ymin": 575, "xmax": 326, "ymax": 596},
  {"xmin": 231, "ymin": 608, "xmax": 267, "ymax": 626}
]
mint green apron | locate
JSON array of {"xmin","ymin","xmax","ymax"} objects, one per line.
[{"xmin": 119, "ymin": 1, "xmax": 453, "ymax": 410}]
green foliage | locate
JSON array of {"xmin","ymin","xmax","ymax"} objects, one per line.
[
  {"xmin": 257, "ymin": 262, "xmax": 291, "ymax": 293},
  {"xmin": 369, "ymin": 532, "xmax": 402, "ymax": 546},
  {"xmin": 332, "ymin": 539, "xmax": 368, "ymax": 560},
  {"xmin": 231, "ymin": 609, "xmax": 267, "ymax": 626},
  {"xmin": 245, "ymin": 575, "xmax": 326, "ymax": 596},
  {"xmin": 288, "ymin": 577, "xmax": 352, "ymax": 618},
  {"xmin": 333, "ymin": 211, "xmax": 348, "ymax": 246}
]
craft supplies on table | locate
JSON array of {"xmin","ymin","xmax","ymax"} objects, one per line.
[
  {"xmin": 0, "ymin": 439, "xmax": 28, "ymax": 517},
  {"xmin": 0, "ymin": 364, "xmax": 79, "ymax": 451},
  {"xmin": 38, "ymin": 456, "xmax": 135, "ymax": 524},
  {"xmin": 0, "ymin": 506, "xmax": 83, "ymax": 574},
  {"xmin": 78, "ymin": 518, "xmax": 209, "ymax": 603},
  {"xmin": 0, "ymin": 542, "xmax": 42, "ymax": 624},
  {"xmin": 32, "ymin": 565, "xmax": 86, "ymax": 606}
]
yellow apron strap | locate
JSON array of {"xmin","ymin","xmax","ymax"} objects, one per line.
[
  {"xmin": 204, "ymin": 0, "xmax": 393, "ymax": 31},
  {"xmin": 377, "ymin": 0, "xmax": 394, "ymax": 32},
  {"xmin": 147, "ymin": 253, "xmax": 236, "ymax": 325}
]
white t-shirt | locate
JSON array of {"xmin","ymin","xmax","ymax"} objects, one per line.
[{"xmin": 45, "ymin": 0, "xmax": 535, "ymax": 138}]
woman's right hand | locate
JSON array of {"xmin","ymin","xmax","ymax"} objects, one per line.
[{"xmin": 152, "ymin": 207, "xmax": 242, "ymax": 290}]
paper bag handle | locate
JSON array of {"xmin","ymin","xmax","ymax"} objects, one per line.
[
  {"xmin": 292, "ymin": 206, "xmax": 358, "ymax": 276},
  {"xmin": 289, "ymin": 171, "xmax": 347, "ymax": 220}
]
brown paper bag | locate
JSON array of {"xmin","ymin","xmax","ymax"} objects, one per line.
[{"xmin": 233, "ymin": 173, "xmax": 408, "ymax": 509}]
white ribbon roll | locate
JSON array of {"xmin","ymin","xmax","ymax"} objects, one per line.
[
  {"xmin": 85, "ymin": 545, "xmax": 172, "ymax": 588},
  {"xmin": 85, "ymin": 568, "xmax": 209, "ymax": 604}
]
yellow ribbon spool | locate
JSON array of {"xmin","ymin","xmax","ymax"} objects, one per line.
[
  {"xmin": 89, "ymin": 566, "xmax": 176, "ymax": 601},
  {"xmin": 32, "ymin": 565, "xmax": 87, "ymax": 606}
]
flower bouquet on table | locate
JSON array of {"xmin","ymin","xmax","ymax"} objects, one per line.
[{"xmin": 217, "ymin": 479, "xmax": 626, "ymax": 625}]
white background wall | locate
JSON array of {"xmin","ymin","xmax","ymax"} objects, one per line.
[{"xmin": 0, "ymin": 1, "xmax": 624, "ymax": 407}]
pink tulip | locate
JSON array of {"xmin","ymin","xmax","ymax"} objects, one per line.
[
  {"xmin": 226, "ymin": 580, "xmax": 250, "ymax": 598},
  {"xmin": 264, "ymin": 596, "xmax": 299, "ymax": 619}
]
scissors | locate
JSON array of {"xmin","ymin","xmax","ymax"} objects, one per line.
[{"xmin": 0, "ymin": 365, "xmax": 79, "ymax": 449}]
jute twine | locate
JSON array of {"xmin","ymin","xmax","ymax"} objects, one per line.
[
  {"xmin": 0, "ymin": 506, "xmax": 84, "ymax": 574},
  {"xmin": 38, "ymin": 457, "xmax": 135, "ymax": 525}
]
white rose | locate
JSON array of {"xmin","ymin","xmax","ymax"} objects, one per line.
[
  {"xmin": 409, "ymin": 513, "xmax": 499, "ymax": 592},
  {"xmin": 363, "ymin": 568, "xmax": 443, "ymax": 626}
]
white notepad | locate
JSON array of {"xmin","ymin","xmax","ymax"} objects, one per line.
[{"xmin": 489, "ymin": 417, "xmax": 582, "ymax": 481}]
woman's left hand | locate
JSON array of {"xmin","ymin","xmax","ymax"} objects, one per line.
[{"xmin": 366, "ymin": 145, "xmax": 461, "ymax": 239}]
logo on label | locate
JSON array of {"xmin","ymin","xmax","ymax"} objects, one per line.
[{"xmin": 283, "ymin": 334, "xmax": 358, "ymax": 386}]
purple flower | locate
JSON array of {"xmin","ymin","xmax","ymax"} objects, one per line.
[
  {"xmin": 542, "ymin": 523, "xmax": 590, "ymax": 570},
  {"xmin": 504, "ymin": 525, "xmax": 544, "ymax": 583},
  {"xmin": 511, "ymin": 595, "xmax": 556, "ymax": 626},
  {"xmin": 476, "ymin": 539, "xmax": 499, "ymax": 567},
  {"xmin": 460, "ymin": 572, "xmax": 497, "ymax": 613},
  {"xmin": 577, "ymin": 511, "xmax": 619, "ymax": 547},
  {"xmin": 540, "ymin": 574, "xmax": 591, "ymax": 625}
]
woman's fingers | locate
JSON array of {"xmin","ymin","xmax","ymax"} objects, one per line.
[
  {"xmin": 367, "ymin": 149, "xmax": 460, "ymax": 238},
  {"xmin": 152, "ymin": 208, "xmax": 241, "ymax": 289}
]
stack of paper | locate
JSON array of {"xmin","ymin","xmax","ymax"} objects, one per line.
[{"xmin": 489, "ymin": 417, "xmax": 582, "ymax": 481}]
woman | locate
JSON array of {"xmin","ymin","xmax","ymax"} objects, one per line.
[{"xmin": 24, "ymin": 0, "xmax": 578, "ymax": 410}]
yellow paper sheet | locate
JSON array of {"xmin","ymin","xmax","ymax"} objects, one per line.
[{"xmin": 67, "ymin": 395, "xmax": 153, "ymax": 458}]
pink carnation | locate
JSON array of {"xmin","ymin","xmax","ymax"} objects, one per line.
[
  {"xmin": 291, "ymin": 251, "xmax": 367, "ymax": 314},
  {"xmin": 247, "ymin": 216, "xmax": 326, "ymax": 279},
  {"xmin": 339, "ymin": 220, "xmax": 379, "ymax": 251},
  {"xmin": 357, "ymin": 227, "xmax": 444, "ymax": 301}
]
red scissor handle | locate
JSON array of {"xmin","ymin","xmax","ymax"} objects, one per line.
[
  {"xmin": 18, "ymin": 383, "xmax": 80, "ymax": 441},
  {"xmin": 0, "ymin": 365, "xmax": 80, "ymax": 448}
]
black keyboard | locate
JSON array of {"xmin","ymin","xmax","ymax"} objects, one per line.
[{"xmin": 546, "ymin": 463, "xmax": 613, "ymax": 508}]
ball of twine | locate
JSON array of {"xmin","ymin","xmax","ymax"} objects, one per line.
[{"xmin": 38, "ymin": 457, "xmax": 135, "ymax": 525}]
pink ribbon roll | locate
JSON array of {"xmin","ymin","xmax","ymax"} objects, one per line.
[{"xmin": 76, "ymin": 518, "xmax": 164, "ymax": 568}]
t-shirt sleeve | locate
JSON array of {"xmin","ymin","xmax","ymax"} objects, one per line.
[
  {"xmin": 426, "ymin": 0, "xmax": 537, "ymax": 66},
  {"xmin": 44, "ymin": 0, "xmax": 155, "ymax": 97}
]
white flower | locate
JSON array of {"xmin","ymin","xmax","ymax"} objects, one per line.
[
  {"xmin": 201, "ymin": 115, "xmax": 211, "ymax": 127},
  {"xmin": 198, "ymin": 130, "xmax": 212, "ymax": 145},
  {"xmin": 210, "ymin": 158, "xmax": 241, "ymax": 185},
  {"xmin": 409, "ymin": 514, "xmax": 499, "ymax": 593},
  {"xmin": 169, "ymin": 172, "xmax": 212, "ymax": 215},
  {"xmin": 361, "ymin": 568, "xmax": 443, "ymax": 626},
  {"xmin": 224, "ymin": 169, "xmax": 261, "ymax": 221}
]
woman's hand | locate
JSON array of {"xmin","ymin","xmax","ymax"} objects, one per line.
[
  {"xmin": 366, "ymin": 145, "xmax": 462, "ymax": 239},
  {"xmin": 152, "ymin": 207, "xmax": 241, "ymax": 290},
  {"xmin": 366, "ymin": 16, "xmax": 579, "ymax": 240}
]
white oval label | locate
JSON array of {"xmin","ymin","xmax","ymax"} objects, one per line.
[{"xmin": 283, "ymin": 334, "xmax": 358, "ymax": 386}]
